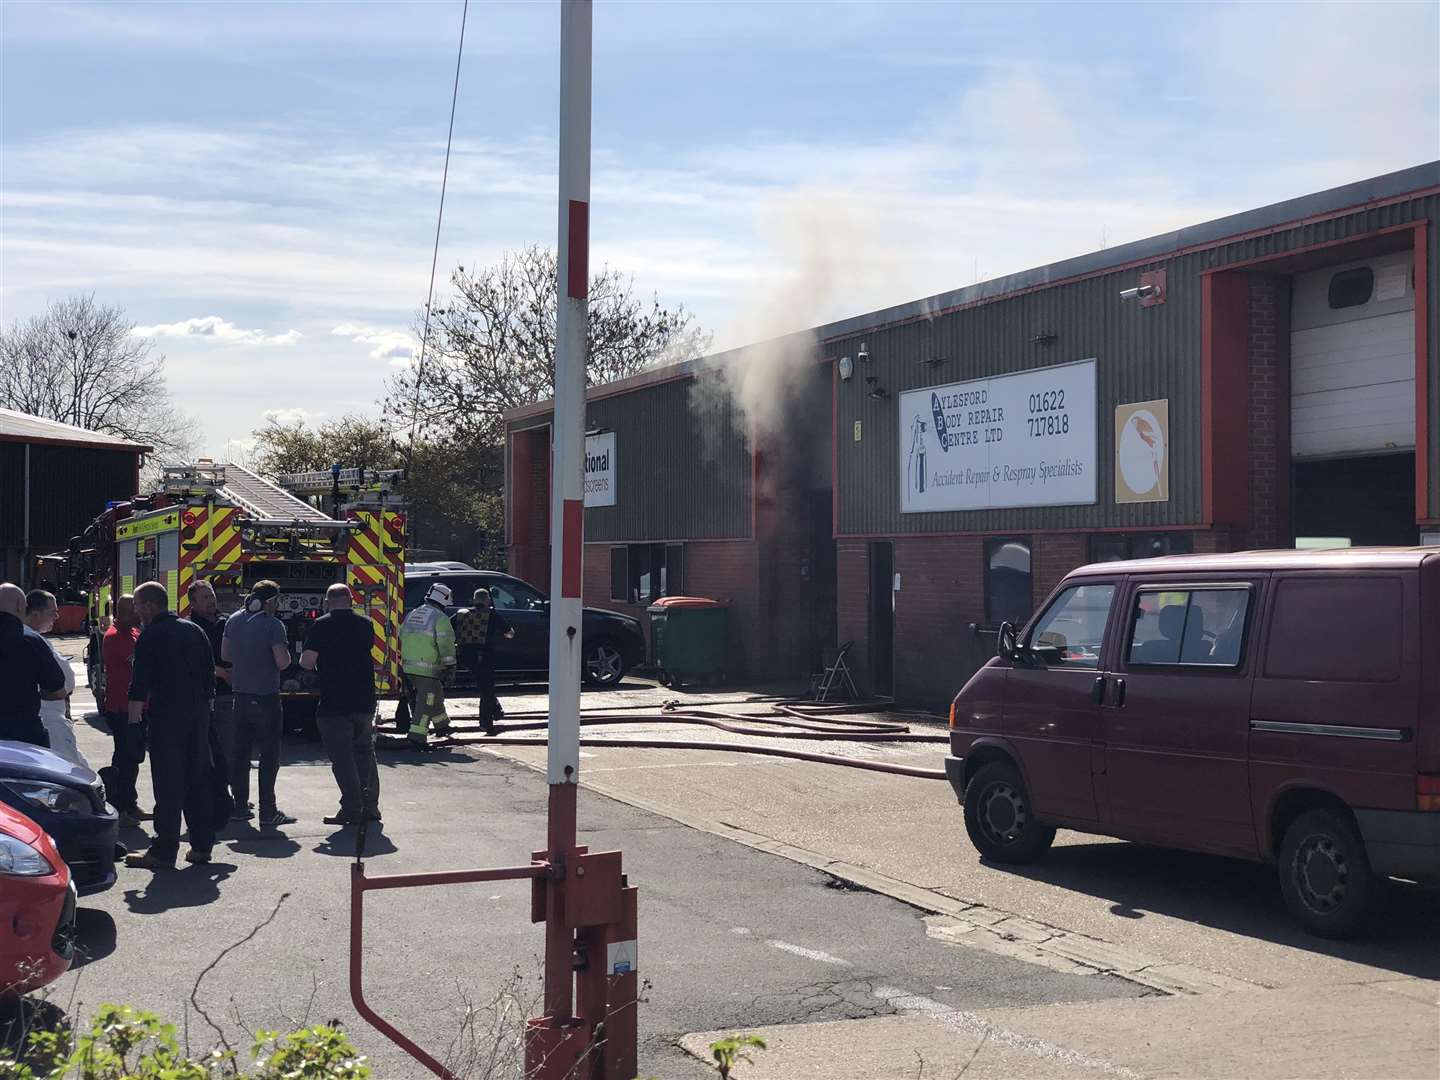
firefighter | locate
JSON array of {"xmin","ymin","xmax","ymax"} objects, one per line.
[
  {"xmin": 452, "ymin": 587, "xmax": 515, "ymax": 735},
  {"xmin": 399, "ymin": 582, "xmax": 456, "ymax": 748}
]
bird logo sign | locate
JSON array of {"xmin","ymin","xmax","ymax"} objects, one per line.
[{"xmin": 1115, "ymin": 399, "xmax": 1169, "ymax": 503}]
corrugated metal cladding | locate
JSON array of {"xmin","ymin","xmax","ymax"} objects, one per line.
[
  {"xmin": 0, "ymin": 444, "xmax": 25, "ymax": 546},
  {"xmin": 513, "ymin": 375, "xmax": 753, "ymax": 542},
  {"xmin": 0, "ymin": 444, "xmax": 138, "ymax": 550},
  {"xmin": 833, "ymin": 193, "xmax": 1440, "ymax": 535}
]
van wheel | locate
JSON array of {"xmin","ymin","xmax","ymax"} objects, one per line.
[
  {"xmin": 1277, "ymin": 808, "xmax": 1373, "ymax": 939},
  {"xmin": 963, "ymin": 761, "xmax": 1055, "ymax": 864}
]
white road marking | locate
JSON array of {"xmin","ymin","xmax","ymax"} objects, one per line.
[
  {"xmin": 873, "ymin": 986, "xmax": 1139, "ymax": 1078},
  {"xmin": 730, "ymin": 927, "xmax": 750, "ymax": 935},
  {"xmin": 767, "ymin": 939, "xmax": 852, "ymax": 967}
]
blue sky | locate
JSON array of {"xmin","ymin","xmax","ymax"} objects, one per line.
[{"xmin": 3, "ymin": 0, "xmax": 1436, "ymax": 457}]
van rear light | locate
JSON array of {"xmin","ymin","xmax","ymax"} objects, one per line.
[{"xmin": 1419, "ymin": 774, "xmax": 1440, "ymax": 812}]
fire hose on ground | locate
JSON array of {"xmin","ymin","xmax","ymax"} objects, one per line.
[{"xmin": 376, "ymin": 700, "xmax": 954, "ymax": 781}]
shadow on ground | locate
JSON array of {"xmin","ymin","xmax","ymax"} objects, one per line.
[
  {"xmin": 121, "ymin": 862, "xmax": 237, "ymax": 914},
  {"xmin": 71, "ymin": 908, "xmax": 117, "ymax": 970},
  {"xmin": 994, "ymin": 839, "xmax": 1440, "ymax": 980}
]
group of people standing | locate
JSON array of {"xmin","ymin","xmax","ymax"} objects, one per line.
[{"xmin": 0, "ymin": 576, "xmax": 383, "ymax": 872}]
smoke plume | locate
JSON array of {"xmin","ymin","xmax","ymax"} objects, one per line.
[{"xmin": 688, "ymin": 188, "xmax": 906, "ymax": 455}]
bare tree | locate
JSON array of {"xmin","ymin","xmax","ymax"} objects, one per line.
[
  {"xmin": 0, "ymin": 294, "xmax": 197, "ymax": 462},
  {"xmin": 384, "ymin": 246, "xmax": 710, "ymax": 445}
]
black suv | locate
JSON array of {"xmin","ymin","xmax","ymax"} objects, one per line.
[{"xmin": 402, "ymin": 570, "xmax": 645, "ymax": 688}]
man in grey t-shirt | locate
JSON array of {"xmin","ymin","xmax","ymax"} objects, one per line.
[{"xmin": 221, "ymin": 581, "xmax": 296, "ymax": 827}]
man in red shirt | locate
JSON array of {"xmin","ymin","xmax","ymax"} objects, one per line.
[{"xmin": 100, "ymin": 594, "xmax": 150, "ymax": 826}]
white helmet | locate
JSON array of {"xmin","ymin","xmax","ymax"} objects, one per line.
[{"xmin": 425, "ymin": 582, "xmax": 453, "ymax": 606}]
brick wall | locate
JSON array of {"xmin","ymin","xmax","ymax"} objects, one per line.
[
  {"xmin": 1246, "ymin": 275, "xmax": 1291, "ymax": 549},
  {"xmin": 507, "ymin": 428, "xmax": 550, "ymax": 585},
  {"xmin": 582, "ymin": 539, "xmax": 762, "ymax": 676},
  {"xmin": 1032, "ymin": 533, "xmax": 1086, "ymax": 603}
]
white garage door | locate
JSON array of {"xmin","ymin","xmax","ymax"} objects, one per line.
[{"xmin": 1291, "ymin": 252, "xmax": 1415, "ymax": 459}]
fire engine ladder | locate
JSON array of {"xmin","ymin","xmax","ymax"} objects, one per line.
[
  {"xmin": 277, "ymin": 467, "xmax": 406, "ymax": 511},
  {"xmin": 217, "ymin": 464, "xmax": 338, "ymax": 524}
]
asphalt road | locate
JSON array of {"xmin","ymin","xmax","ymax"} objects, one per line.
[
  {"xmin": 28, "ymin": 645, "xmax": 1144, "ymax": 1079},
  {"xmin": 472, "ymin": 683, "xmax": 1440, "ymax": 994}
]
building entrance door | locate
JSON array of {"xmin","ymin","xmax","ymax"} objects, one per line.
[
  {"xmin": 1293, "ymin": 453, "xmax": 1416, "ymax": 546},
  {"xmin": 868, "ymin": 541, "xmax": 894, "ymax": 696},
  {"xmin": 1290, "ymin": 253, "xmax": 1417, "ymax": 546}
]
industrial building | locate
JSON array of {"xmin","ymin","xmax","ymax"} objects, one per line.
[
  {"xmin": 0, "ymin": 408, "xmax": 150, "ymax": 587},
  {"xmin": 505, "ymin": 162, "xmax": 1440, "ymax": 706}
]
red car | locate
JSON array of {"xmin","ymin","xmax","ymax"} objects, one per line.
[{"xmin": 0, "ymin": 801, "xmax": 75, "ymax": 997}]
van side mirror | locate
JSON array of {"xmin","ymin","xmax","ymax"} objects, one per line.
[{"xmin": 997, "ymin": 621, "xmax": 1018, "ymax": 662}]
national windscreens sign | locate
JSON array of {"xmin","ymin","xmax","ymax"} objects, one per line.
[
  {"xmin": 899, "ymin": 359, "xmax": 1097, "ymax": 513},
  {"xmin": 584, "ymin": 432, "xmax": 616, "ymax": 507}
]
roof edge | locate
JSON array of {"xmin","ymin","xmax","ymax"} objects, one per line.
[{"xmin": 505, "ymin": 161, "xmax": 1440, "ymax": 428}]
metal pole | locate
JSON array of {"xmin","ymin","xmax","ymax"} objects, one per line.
[{"xmin": 545, "ymin": 0, "xmax": 591, "ymax": 1024}]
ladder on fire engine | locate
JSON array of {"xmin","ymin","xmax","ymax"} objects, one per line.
[
  {"xmin": 161, "ymin": 462, "xmax": 337, "ymax": 523},
  {"xmin": 276, "ymin": 467, "xmax": 406, "ymax": 512}
]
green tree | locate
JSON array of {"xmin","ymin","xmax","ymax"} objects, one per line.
[
  {"xmin": 384, "ymin": 245, "xmax": 709, "ymax": 446},
  {"xmin": 247, "ymin": 414, "xmax": 502, "ymax": 568}
]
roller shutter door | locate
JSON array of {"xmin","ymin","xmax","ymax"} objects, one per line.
[{"xmin": 1290, "ymin": 252, "xmax": 1415, "ymax": 459}]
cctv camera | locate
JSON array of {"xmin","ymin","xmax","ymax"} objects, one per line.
[
  {"xmin": 858, "ymin": 342, "xmax": 869, "ymax": 363},
  {"xmin": 1120, "ymin": 284, "xmax": 1160, "ymax": 302}
]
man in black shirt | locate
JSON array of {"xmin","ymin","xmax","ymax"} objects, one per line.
[
  {"xmin": 0, "ymin": 582, "xmax": 61, "ymax": 747},
  {"xmin": 124, "ymin": 581, "xmax": 217, "ymax": 870},
  {"xmin": 300, "ymin": 583, "xmax": 380, "ymax": 825},
  {"xmin": 186, "ymin": 580, "xmax": 238, "ymax": 807}
]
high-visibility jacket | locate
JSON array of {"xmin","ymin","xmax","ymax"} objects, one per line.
[{"xmin": 400, "ymin": 602, "xmax": 456, "ymax": 677}]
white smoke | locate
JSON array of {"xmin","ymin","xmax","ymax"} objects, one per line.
[{"xmin": 689, "ymin": 187, "xmax": 910, "ymax": 452}]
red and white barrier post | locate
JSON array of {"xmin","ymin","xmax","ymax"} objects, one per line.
[{"xmin": 526, "ymin": 3, "xmax": 639, "ymax": 1077}]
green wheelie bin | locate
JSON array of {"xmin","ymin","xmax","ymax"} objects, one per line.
[{"xmin": 647, "ymin": 596, "xmax": 728, "ymax": 688}]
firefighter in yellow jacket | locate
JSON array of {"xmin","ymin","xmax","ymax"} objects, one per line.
[{"xmin": 400, "ymin": 582, "xmax": 457, "ymax": 748}]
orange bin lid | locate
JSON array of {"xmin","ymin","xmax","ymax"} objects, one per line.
[{"xmin": 648, "ymin": 596, "xmax": 724, "ymax": 609}]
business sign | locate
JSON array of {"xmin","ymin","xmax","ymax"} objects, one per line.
[
  {"xmin": 1115, "ymin": 399, "xmax": 1170, "ymax": 503},
  {"xmin": 899, "ymin": 359, "xmax": 1097, "ymax": 513},
  {"xmin": 583, "ymin": 432, "xmax": 616, "ymax": 507}
]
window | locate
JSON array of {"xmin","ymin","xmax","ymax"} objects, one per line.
[
  {"xmin": 487, "ymin": 577, "xmax": 546, "ymax": 611},
  {"xmin": 1127, "ymin": 587, "xmax": 1251, "ymax": 667},
  {"xmin": 1327, "ymin": 266, "xmax": 1374, "ymax": 309},
  {"xmin": 1025, "ymin": 583, "xmax": 1114, "ymax": 669},
  {"xmin": 1088, "ymin": 532, "xmax": 1194, "ymax": 564},
  {"xmin": 985, "ymin": 538, "xmax": 1032, "ymax": 626},
  {"xmin": 612, "ymin": 543, "xmax": 685, "ymax": 606},
  {"xmin": 1264, "ymin": 577, "xmax": 1401, "ymax": 682}
]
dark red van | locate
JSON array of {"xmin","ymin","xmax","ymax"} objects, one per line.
[{"xmin": 945, "ymin": 548, "xmax": 1439, "ymax": 938}]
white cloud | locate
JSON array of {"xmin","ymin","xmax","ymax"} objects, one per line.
[
  {"xmin": 332, "ymin": 323, "xmax": 417, "ymax": 365},
  {"xmin": 262, "ymin": 407, "xmax": 324, "ymax": 426},
  {"xmin": 131, "ymin": 316, "xmax": 301, "ymax": 346}
]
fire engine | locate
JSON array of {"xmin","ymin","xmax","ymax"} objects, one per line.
[{"xmin": 68, "ymin": 462, "xmax": 406, "ymax": 714}]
